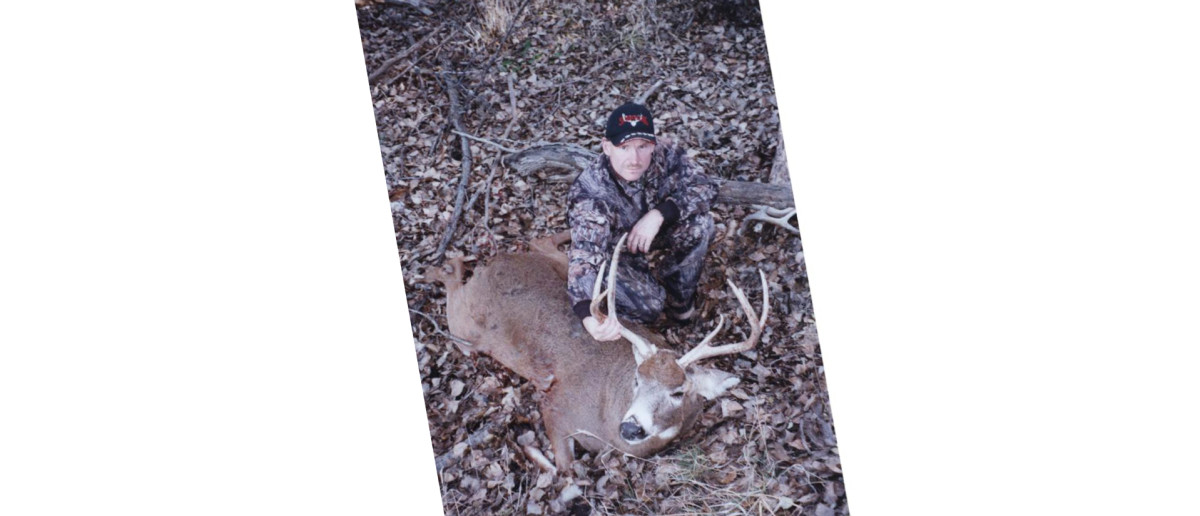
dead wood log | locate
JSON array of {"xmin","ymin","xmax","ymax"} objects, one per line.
[
  {"xmin": 501, "ymin": 143, "xmax": 596, "ymax": 176},
  {"xmin": 502, "ymin": 144, "xmax": 796, "ymax": 209},
  {"xmin": 769, "ymin": 137, "xmax": 791, "ymax": 188}
]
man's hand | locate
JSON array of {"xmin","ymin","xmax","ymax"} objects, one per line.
[
  {"xmin": 627, "ymin": 209, "xmax": 664, "ymax": 254},
  {"xmin": 582, "ymin": 315, "xmax": 622, "ymax": 342}
]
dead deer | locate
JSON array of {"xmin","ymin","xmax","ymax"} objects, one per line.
[{"xmin": 430, "ymin": 232, "xmax": 768, "ymax": 471}]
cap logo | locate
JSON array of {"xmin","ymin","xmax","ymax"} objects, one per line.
[{"xmin": 619, "ymin": 114, "xmax": 648, "ymax": 127}]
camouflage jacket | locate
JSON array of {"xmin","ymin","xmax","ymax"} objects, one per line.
[{"xmin": 567, "ymin": 139, "xmax": 717, "ymax": 318}]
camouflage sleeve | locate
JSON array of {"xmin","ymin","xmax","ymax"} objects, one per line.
[
  {"xmin": 567, "ymin": 197, "xmax": 614, "ymax": 316},
  {"xmin": 661, "ymin": 144, "xmax": 717, "ymax": 221}
]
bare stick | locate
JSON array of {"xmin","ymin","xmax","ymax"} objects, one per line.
[
  {"xmin": 429, "ymin": 62, "xmax": 474, "ymax": 265},
  {"xmin": 367, "ymin": 25, "xmax": 441, "ymax": 85},
  {"xmin": 485, "ymin": 75, "xmax": 521, "ymax": 238},
  {"xmin": 408, "ymin": 308, "xmax": 475, "ymax": 350},
  {"xmin": 634, "ymin": 79, "xmax": 665, "ymax": 105},
  {"xmin": 461, "ymin": 157, "xmax": 498, "ymax": 226},
  {"xmin": 384, "ymin": 29, "xmax": 458, "ymax": 87},
  {"xmin": 450, "ymin": 130, "xmax": 520, "ymax": 153},
  {"xmin": 501, "ymin": 73, "xmax": 520, "ymax": 140}
]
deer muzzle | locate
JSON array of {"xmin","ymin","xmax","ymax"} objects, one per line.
[{"xmin": 619, "ymin": 420, "xmax": 647, "ymax": 442}]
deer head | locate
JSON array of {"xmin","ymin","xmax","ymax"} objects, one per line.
[{"xmin": 590, "ymin": 234, "xmax": 770, "ymax": 445}]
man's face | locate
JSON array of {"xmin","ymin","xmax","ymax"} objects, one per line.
[{"xmin": 602, "ymin": 138, "xmax": 656, "ymax": 182}]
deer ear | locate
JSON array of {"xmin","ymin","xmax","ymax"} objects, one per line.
[{"xmin": 689, "ymin": 367, "xmax": 740, "ymax": 400}]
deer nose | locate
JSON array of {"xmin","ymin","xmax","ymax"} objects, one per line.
[{"xmin": 620, "ymin": 421, "xmax": 647, "ymax": 441}]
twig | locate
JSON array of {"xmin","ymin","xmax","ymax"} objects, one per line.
[
  {"xmin": 462, "ymin": 158, "xmax": 498, "ymax": 220},
  {"xmin": 450, "ymin": 130, "xmax": 520, "ymax": 153},
  {"xmin": 425, "ymin": 127, "xmax": 444, "ymax": 161},
  {"xmin": 367, "ymin": 24, "xmax": 442, "ymax": 85},
  {"xmin": 501, "ymin": 73, "xmax": 519, "ymax": 140},
  {"xmin": 545, "ymin": 77, "xmax": 590, "ymax": 89},
  {"xmin": 635, "ymin": 79, "xmax": 666, "ymax": 105},
  {"xmin": 408, "ymin": 308, "xmax": 474, "ymax": 349},
  {"xmin": 585, "ymin": 56, "xmax": 619, "ymax": 78},
  {"xmin": 385, "ymin": 29, "xmax": 459, "ymax": 87},
  {"xmin": 429, "ymin": 61, "xmax": 474, "ymax": 265},
  {"xmin": 486, "ymin": 74, "xmax": 520, "ymax": 240}
]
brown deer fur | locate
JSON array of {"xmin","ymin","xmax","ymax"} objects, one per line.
[{"xmin": 430, "ymin": 231, "xmax": 758, "ymax": 470}]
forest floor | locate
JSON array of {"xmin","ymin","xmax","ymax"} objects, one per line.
[{"xmin": 357, "ymin": 1, "xmax": 846, "ymax": 514}]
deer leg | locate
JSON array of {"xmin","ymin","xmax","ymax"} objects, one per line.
[
  {"xmin": 430, "ymin": 257, "xmax": 486, "ymax": 352},
  {"xmin": 541, "ymin": 401, "xmax": 575, "ymax": 471},
  {"xmin": 427, "ymin": 257, "xmax": 465, "ymax": 293}
]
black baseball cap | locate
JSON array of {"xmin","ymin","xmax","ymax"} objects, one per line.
[{"xmin": 605, "ymin": 102, "xmax": 656, "ymax": 145}]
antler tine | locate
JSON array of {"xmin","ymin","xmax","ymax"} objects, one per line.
[
  {"xmin": 589, "ymin": 260, "xmax": 609, "ymax": 319},
  {"xmin": 606, "ymin": 234, "xmax": 621, "ymax": 321},
  {"xmin": 677, "ymin": 269, "xmax": 771, "ymax": 368},
  {"xmin": 695, "ymin": 314, "xmax": 725, "ymax": 349},
  {"xmin": 742, "ymin": 205, "xmax": 800, "ymax": 236},
  {"xmin": 586, "ymin": 234, "xmax": 657, "ymax": 358}
]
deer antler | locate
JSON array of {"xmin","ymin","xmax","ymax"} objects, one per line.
[
  {"xmin": 676, "ymin": 269, "xmax": 770, "ymax": 368},
  {"xmin": 742, "ymin": 205, "xmax": 800, "ymax": 236},
  {"xmin": 589, "ymin": 233, "xmax": 658, "ymax": 360}
]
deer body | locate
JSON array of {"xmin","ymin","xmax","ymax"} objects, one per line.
[{"xmin": 433, "ymin": 233, "xmax": 766, "ymax": 470}]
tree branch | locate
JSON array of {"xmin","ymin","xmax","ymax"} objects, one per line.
[
  {"xmin": 367, "ymin": 24, "xmax": 442, "ymax": 85},
  {"xmin": 634, "ymin": 79, "xmax": 666, "ymax": 105},
  {"xmin": 429, "ymin": 62, "xmax": 474, "ymax": 264}
]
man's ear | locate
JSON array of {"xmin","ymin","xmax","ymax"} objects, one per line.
[
  {"xmin": 688, "ymin": 366, "xmax": 740, "ymax": 400},
  {"xmin": 600, "ymin": 138, "xmax": 613, "ymax": 156}
]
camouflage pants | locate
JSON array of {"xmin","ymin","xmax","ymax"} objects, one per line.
[{"xmin": 611, "ymin": 212, "xmax": 715, "ymax": 323}]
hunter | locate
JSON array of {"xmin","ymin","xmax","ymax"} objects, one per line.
[{"xmin": 568, "ymin": 101, "xmax": 717, "ymax": 342}]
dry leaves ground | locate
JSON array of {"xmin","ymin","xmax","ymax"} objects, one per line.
[{"xmin": 357, "ymin": 1, "xmax": 846, "ymax": 514}]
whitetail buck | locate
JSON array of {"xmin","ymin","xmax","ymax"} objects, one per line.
[{"xmin": 430, "ymin": 232, "xmax": 768, "ymax": 470}]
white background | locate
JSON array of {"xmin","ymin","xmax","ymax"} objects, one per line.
[{"xmin": 2, "ymin": 1, "xmax": 1197, "ymax": 515}]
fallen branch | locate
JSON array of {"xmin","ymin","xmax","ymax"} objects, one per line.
[
  {"xmin": 450, "ymin": 130, "xmax": 520, "ymax": 153},
  {"xmin": 385, "ymin": 29, "xmax": 458, "ymax": 87},
  {"xmin": 634, "ymin": 79, "xmax": 666, "ymax": 105},
  {"xmin": 501, "ymin": 143, "xmax": 596, "ymax": 175},
  {"xmin": 367, "ymin": 24, "xmax": 441, "ymax": 85},
  {"xmin": 408, "ymin": 308, "xmax": 475, "ymax": 350},
  {"xmin": 429, "ymin": 62, "xmax": 474, "ymax": 265},
  {"xmin": 501, "ymin": 73, "xmax": 519, "ymax": 140},
  {"xmin": 503, "ymin": 144, "xmax": 796, "ymax": 209}
]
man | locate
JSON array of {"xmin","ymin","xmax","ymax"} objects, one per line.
[{"xmin": 567, "ymin": 101, "xmax": 717, "ymax": 342}]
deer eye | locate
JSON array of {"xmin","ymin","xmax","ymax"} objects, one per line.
[{"xmin": 670, "ymin": 391, "xmax": 685, "ymax": 400}]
